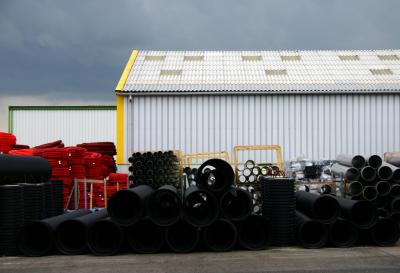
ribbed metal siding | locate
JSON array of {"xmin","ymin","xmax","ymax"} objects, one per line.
[
  {"xmin": 125, "ymin": 94, "xmax": 400, "ymax": 163},
  {"xmin": 12, "ymin": 110, "xmax": 116, "ymax": 147}
]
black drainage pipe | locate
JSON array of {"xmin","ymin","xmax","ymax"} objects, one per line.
[
  {"xmin": 348, "ymin": 181, "xmax": 363, "ymax": 197},
  {"xmin": 377, "ymin": 208, "xmax": 390, "ymax": 218},
  {"xmin": 108, "ymin": 185, "xmax": 154, "ymax": 226},
  {"xmin": 296, "ymin": 191, "xmax": 340, "ymax": 224},
  {"xmin": 391, "ymin": 184, "xmax": 400, "ymax": 198},
  {"xmin": 126, "ymin": 218, "xmax": 165, "ymax": 254},
  {"xmin": 362, "ymin": 186, "xmax": 378, "ymax": 201},
  {"xmin": 87, "ymin": 217, "xmax": 124, "ymax": 256},
  {"xmin": 220, "ymin": 188, "xmax": 252, "ymax": 221},
  {"xmin": 378, "ymin": 165, "xmax": 393, "ymax": 181},
  {"xmin": 334, "ymin": 197, "xmax": 377, "ymax": 229},
  {"xmin": 390, "ymin": 198, "xmax": 400, "ymax": 211},
  {"xmin": 18, "ymin": 209, "xmax": 91, "ymax": 256},
  {"xmin": 196, "ymin": 159, "xmax": 234, "ymax": 196},
  {"xmin": 367, "ymin": 155, "xmax": 382, "ymax": 169},
  {"xmin": 237, "ymin": 215, "xmax": 272, "ymax": 250},
  {"xmin": 55, "ymin": 209, "xmax": 108, "ymax": 255},
  {"xmin": 203, "ymin": 218, "xmax": 237, "ymax": 252},
  {"xmin": 380, "ymin": 162, "xmax": 400, "ymax": 183},
  {"xmin": 166, "ymin": 220, "xmax": 199, "ymax": 253},
  {"xmin": 331, "ymin": 164, "xmax": 360, "ymax": 181},
  {"xmin": 146, "ymin": 185, "xmax": 181, "ymax": 227},
  {"xmin": 296, "ymin": 211, "xmax": 328, "ymax": 249},
  {"xmin": 336, "ymin": 154, "xmax": 366, "ymax": 169},
  {"xmin": 370, "ymin": 218, "xmax": 400, "ymax": 246},
  {"xmin": 376, "ymin": 181, "xmax": 391, "ymax": 197},
  {"xmin": 183, "ymin": 186, "xmax": 219, "ymax": 227},
  {"xmin": 329, "ymin": 218, "xmax": 358, "ymax": 247},
  {"xmin": 360, "ymin": 166, "xmax": 376, "ymax": 183}
]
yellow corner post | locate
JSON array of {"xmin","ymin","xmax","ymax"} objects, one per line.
[{"xmin": 115, "ymin": 49, "xmax": 138, "ymax": 164}]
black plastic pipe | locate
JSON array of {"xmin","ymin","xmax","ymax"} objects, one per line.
[
  {"xmin": 87, "ymin": 217, "xmax": 124, "ymax": 256},
  {"xmin": 390, "ymin": 198, "xmax": 400, "ymax": 211},
  {"xmin": 377, "ymin": 208, "xmax": 390, "ymax": 218},
  {"xmin": 18, "ymin": 209, "xmax": 91, "ymax": 256},
  {"xmin": 334, "ymin": 197, "xmax": 377, "ymax": 229},
  {"xmin": 331, "ymin": 164, "xmax": 360, "ymax": 181},
  {"xmin": 367, "ymin": 155, "xmax": 383, "ymax": 169},
  {"xmin": 237, "ymin": 215, "xmax": 272, "ymax": 250},
  {"xmin": 329, "ymin": 218, "xmax": 358, "ymax": 247},
  {"xmin": 220, "ymin": 188, "xmax": 252, "ymax": 221},
  {"xmin": 296, "ymin": 211, "xmax": 328, "ymax": 249},
  {"xmin": 376, "ymin": 181, "xmax": 391, "ymax": 197},
  {"xmin": 296, "ymin": 191, "xmax": 340, "ymax": 224},
  {"xmin": 390, "ymin": 211, "xmax": 400, "ymax": 226},
  {"xmin": 362, "ymin": 186, "xmax": 378, "ymax": 201},
  {"xmin": 336, "ymin": 154, "xmax": 366, "ymax": 169},
  {"xmin": 360, "ymin": 166, "xmax": 376, "ymax": 183},
  {"xmin": 203, "ymin": 218, "xmax": 237, "ymax": 252},
  {"xmin": 108, "ymin": 185, "xmax": 154, "ymax": 226},
  {"xmin": 348, "ymin": 181, "xmax": 363, "ymax": 197},
  {"xmin": 165, "ymin": 220, "xmax": 200, "ymax": 253},
  {"xmin": 380, "ymin": 162, "xmax": 400, "ymax": 183},
  {"xmin": 55, "ymin": 209, "xmax": 108, "ymax": 255},
  {"xmin": 370, "ymin": 218, "xmax": 400, "ymax": 246},
  {"xmin": 127, "ymin": 218, "xmax": 165, "ymax": 254},
  {"xmin": 183, "ymin": 186, "xmax": 219, "ymax": 227},
  {"xmin": 377, "ymin": 165, "xmax": 393, "ymax": 181},
  {"xmin": 196, "ymin": 159, "xmax": 234, "ymax": 195},
  {"xmin": 0, "ymin": 154, "xmax": 51, "ymax": 183},
  {"xmin": 391, "ymin": 184, "xmax": 400, "ymax": 198},
  {"xmin": 146, "ymin": 185, "xmax": 181, "ymax": 226}
]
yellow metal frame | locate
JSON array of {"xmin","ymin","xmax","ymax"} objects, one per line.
[
  {"xmin": 233, "ymin": 145, "xmax": 284, "ymax": 178},
  {"xmin": 115, "ymin": 49, "xmax": 139, "ymax": 164},
  {"xmin": 183, "ymin": 151, "xmax": 231, "ymax": 167}
]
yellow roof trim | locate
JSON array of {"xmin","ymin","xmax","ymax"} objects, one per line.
[{"xmin": 115, "ymin": 49, "xmax": 138, "ymax": 91}]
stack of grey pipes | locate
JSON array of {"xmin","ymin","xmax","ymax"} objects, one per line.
[{"xmin": 331, "ymin": 154, "xmax": 400, "ymax": 221}]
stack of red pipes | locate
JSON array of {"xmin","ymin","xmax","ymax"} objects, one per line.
[
  {"xmin": 77, "ymin": 142, "xmax": 117, "ymax": 177},
  {"xmin": 0, "ymin": 132, "xmax": 17, "ymax": 153}
]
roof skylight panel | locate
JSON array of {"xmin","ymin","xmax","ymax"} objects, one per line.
[
  {"xmin": 338, "ymin": 55, "xmax": 360, "ymax": 61},
  {"xmin": 378, "ymin": 54, "xmax": 400, "ymax": 61},
  {"xmin": 370, "ymin": 68, "xmax": 393, "ymax": 75}
]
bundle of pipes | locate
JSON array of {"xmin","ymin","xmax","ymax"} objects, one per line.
[
  {"xmin": 237, "ymin": 160, "xmax": 280, "ymax": 184},
  {"xmin": 128, "ymin": 151, "xmax": 180, "ymax": 188},
  {"xmin": 332, "ymin": 154, "xmax": 400, "ymax": 229}
]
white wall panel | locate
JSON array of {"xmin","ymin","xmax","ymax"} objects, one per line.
[
  {"xmin": 125, "ymin": 95, "xmax": 400, "ymax": 164},
  {"xmin": 12, "ymin": 109, "xmax": 116, "ymax": 147}
]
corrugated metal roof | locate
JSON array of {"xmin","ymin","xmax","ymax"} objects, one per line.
[{"xmin": 119, "ymin": 50, "xmax": 400, "ymax": 94}]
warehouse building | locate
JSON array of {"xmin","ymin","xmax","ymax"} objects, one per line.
[
  {"xmin": 115, "ymin": 50, "xmax": 400, "ymax": 164},
  {"xmin": 9, "ymin": 106, "xmax": 116, "ymax": 147}
]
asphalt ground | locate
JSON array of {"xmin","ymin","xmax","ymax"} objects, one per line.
[{"xmin": 1, "ymin": 246, "xmax": 400, "ymax": 273}]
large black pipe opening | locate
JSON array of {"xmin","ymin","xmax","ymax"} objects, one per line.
[
  {"xmin": 361, "ymin": 166, "xmax": 376, "ymax": 182},
  {"xmin": 108, "ymin": 185, "xmax": 154, "ymax": 226},
  {"xmin": 391, "ymin": 185, "xmax": 400, "ymax": 198},
  {"xmin": 296, "ymin": 191, "xmax": 340, "ymax": 224},
  {"xmin": 238, "ymin": 215, "xmax": 271, "ymax": 250},
  {"xmin": 378, "ymin": 166, "xmax": 393, "ymax": 181},
  {"xmin": 183, "ymin": 186, "xmax": 219, "ymax": 227},
  {"xmin": 87, "ymin": 218, "xmax": 124, "ymax": 256},
  {"xmin": 166, "ymin": 220, "xmax": 199, "ymax": 253},
  {"xmin": 348, "ymin": 181, "xmax": 363, "ymax": 197},
  {"xmin": 146, "ymin": 185, "xmax": 181, "ymax": 226},
  {"xmin": 18, "ymin": 209, "xmax": 91, "ymax": 256},
  {"xmin": 390, "ymin": 198, "xmax": 400, "ymax": 211},
  {"xmin": 203, "ymin": 218, "xmax": 237, "ymax": 251},
  {"xmin": 376, "ymin": 181, "xmax": 391, "ymax": 197},
  {"xmin": 197, "ymin": 159, "xmax": 234, "ymax": 195},
  {"xmin": 127, "ymin": 218, "xmax": 165, "ymax": 254},
  {"xmin": 55, "ymin": 210, "xmax": 108, "ymax": 255},
  {"xmin": 367, "ymin": 155, "xmax": 382, "ymax": 169},
  {"xmin": 362, "ymin": 186, "xmax": 378, "ymax": 201},
  {"xmin": 296, "ymin": 211, "xmax": 328, "ymax": 249},
  {"xmin": 370, "ymin": 218, "xmax": 400, "ymax": 246},
  {"xmin": 329, "ymin": 218, "xmax": 358, "ymax": 247},
  {"xmin": 220, "ymin": 188, "xmax": 252, "ymax": 221},
  {"xmin": 335, "ymin": 197, "xmax": 377, "ymax": 228}
]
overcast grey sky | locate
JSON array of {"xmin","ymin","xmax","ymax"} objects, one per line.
[{"xmin": 0, "ymin": 0, "xmax": 399, "ymax": 103}]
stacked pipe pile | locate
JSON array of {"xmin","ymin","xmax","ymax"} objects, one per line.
[
  {"xmin": 238, "ymin": 160, "xmax": 280, "ymax": 184},
  {"xmin": 128, "ymin": 151, "xmax": 180, "ymax": 188},
  {"xmin": 0, "ymin": 132, "xmax": 17, "ymax": 154},
  {"xmin": 91, "ymin": 173, "xmax": 128, "ymax": 208},
  {"xmin": 77, "ymin": 142, "xmax": 117, "ymax": 177},
  {"xmin": 332, "ymin": 154, "xmax": 400, "ymax": 221}
]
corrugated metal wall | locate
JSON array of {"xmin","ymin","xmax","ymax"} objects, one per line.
[
  {"xmin": 125, "ymin": 94, "xmax": 400, "ymax": 163},
  {"xmin": 12, "ymin": 109, "xmax": 116, "ymax": 147}
]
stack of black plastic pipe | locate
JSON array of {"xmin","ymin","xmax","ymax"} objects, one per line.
[
  {"xmin": 332, "ymin": 154, "xmax": 400, "ymax": 225},
  {"xmin": 128, "ymin": 151, "xmax": 180, "ymax": 188}
]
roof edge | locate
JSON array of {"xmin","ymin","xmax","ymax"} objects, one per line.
[
  {"xmin": 115, "ymin": 49, "xmax": 138, "ymax": 92},
  {"xmin": 8, "ymin": 106, "xmax": 116, "ymax": 111}
]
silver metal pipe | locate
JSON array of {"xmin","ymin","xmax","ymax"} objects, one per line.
[
  {"xmin": 336, "ymin": 154, "xmax": 366, "ymax": 169},
  {"xmin": 331, "ymin": 163, "xmax": 360, "ymax": 181}
]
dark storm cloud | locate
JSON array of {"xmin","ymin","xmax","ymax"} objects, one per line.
[{"xmin": 0, "ymin": 0, "xmax": 399, "ymax": 100}]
